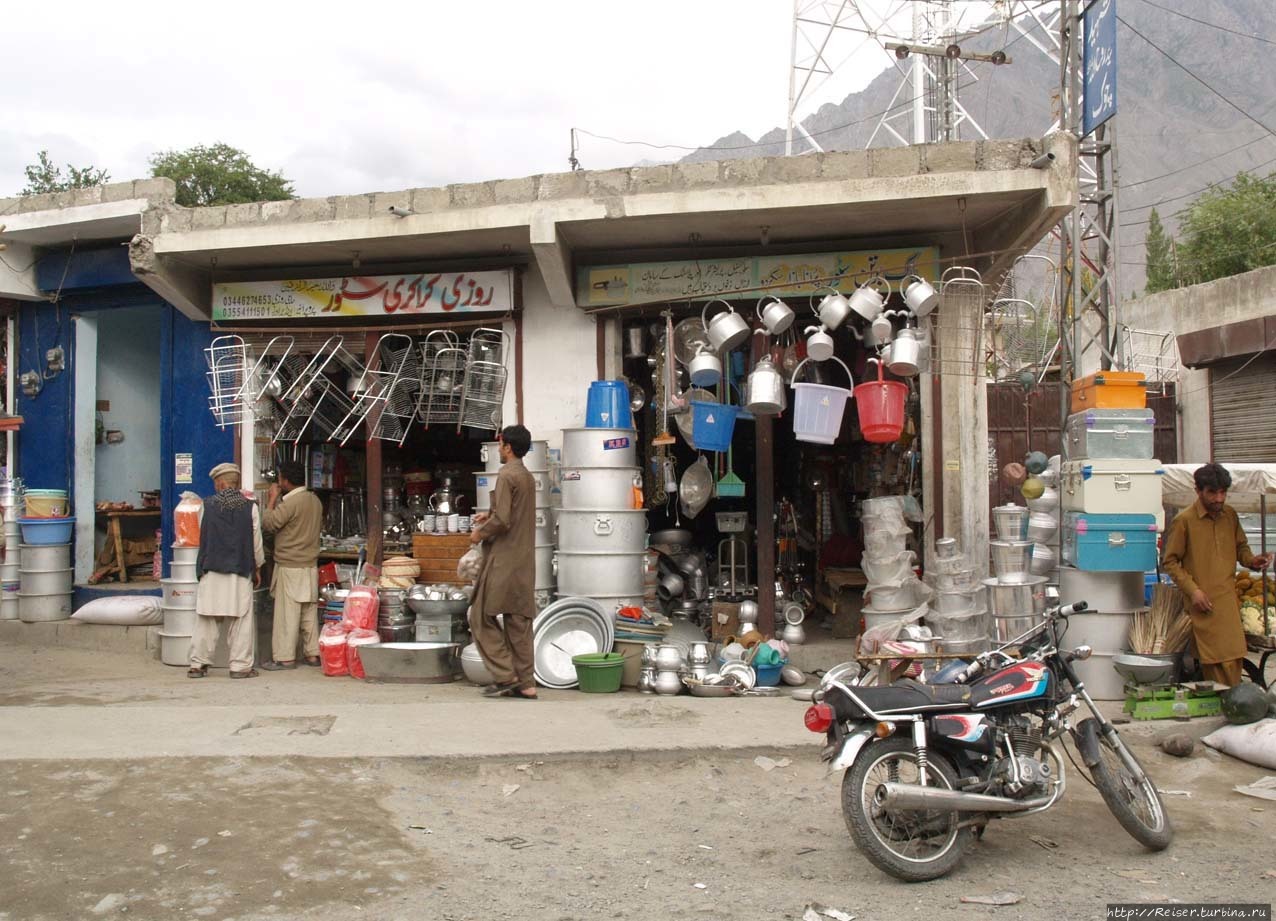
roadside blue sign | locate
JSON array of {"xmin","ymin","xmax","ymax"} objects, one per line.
[{"xmin": 1083, "ymin": 0, "xmax": 1117, "ymax": 135}]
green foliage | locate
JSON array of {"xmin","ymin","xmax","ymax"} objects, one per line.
[
  {"xmin": 21, "ymin": 150, "xmax": 110, "ymax": 195},
  {"xmin": 1143, "ymin": 208, "xmax": 1175, "ymax": 293},
  {"xmin": 148, "ymin": 142, "xmax": 295, "ymax": 207},
  {"xmin": 1175, "ymin": 171, "xmax": 1276, "ymax": 287}
]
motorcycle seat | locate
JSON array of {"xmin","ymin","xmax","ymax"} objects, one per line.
[{"xmin": 828, "ymin": 680, "xmax": 973, "ymax": 719}]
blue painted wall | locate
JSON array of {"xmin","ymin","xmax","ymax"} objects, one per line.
[{"xmin": 15, "ymin": 303, "xmax": 74, "ymax": 489}]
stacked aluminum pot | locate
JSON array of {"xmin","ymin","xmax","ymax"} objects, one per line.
[
  {"xmin": 923, "ymin": 537, "xmax": 990, "ymax": 655},
  {"xmin": 1026, "ymin": 460, "xmax": 1061, "ymax": 582},
  {"xmin": 476, "ymin": 439, "xmax": 555, "ymax": 609},
  {"xmin": 0, "ymin": 478, "xmax": 21, "ymax": 620},
  {"xmin": 159, "ymin": 544, "xmax": 201, "ymax": 665},
  {"xmin": 555, "ymin": 427, "xmax": 647, "ymax": 614},
  {"xmin": 984, "ymin": 508, "xmax": 1048, "ymax": 644},
  {"xmin": 377, "ymin": 588, "xmax": 414, "ymax": 643},
  {"xmin": 860, "ymin": 496, "xmax": 929, "ymax": 631},
  {"xmin": 17, "ymin": 524, "xmax": 73, "ymax": 624}
]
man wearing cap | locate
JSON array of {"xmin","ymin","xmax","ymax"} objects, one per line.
[
  {"xmin": 189, "ymin": 462, "xmax": 265, "ymax": 679},
  {"xmin": 469, "ymin": 425, "xmax": 538, "ymax": 699},
  {"xmin": 260, "ymin": 460, "xmax": 325, "ymax": 671}
]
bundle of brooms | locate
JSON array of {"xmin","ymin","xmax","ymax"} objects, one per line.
[{"xmin": 1129, "ymin": 585, "xmax": 1193, "ymax": 655}]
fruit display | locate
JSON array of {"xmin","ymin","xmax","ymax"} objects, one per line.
[{"xmin": 1234, "ymin": 571, "xmax": 1276, "ymax": 606}]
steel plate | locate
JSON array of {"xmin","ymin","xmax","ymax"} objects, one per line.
[
  {"xmin": 719, "ymin": 660, "xmax": 756, "ymax": 689},
  {"xmin": 532, "ymin": 597, "xmax": 612, "ymax": 689}
]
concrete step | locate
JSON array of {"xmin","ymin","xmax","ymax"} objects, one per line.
[{"xmin": 0, "ymin": 619, "xmax": 162, "ymax": 660}]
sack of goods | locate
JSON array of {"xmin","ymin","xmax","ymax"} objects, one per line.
[{"xmin": 319, "ymin": 623, "xmax": 349, "ymax": 677}]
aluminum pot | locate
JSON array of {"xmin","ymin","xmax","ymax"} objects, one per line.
[
  {"xmin": 654, "ymin": 644, "xmax": 683, "ymax": 671},
  {"xmin": 701, "ymin": 300, "xmax": 751, "ymax": 352},
  {"xmin": 934, "ymin": 537, "xmax": 959, "ymax": 559},
  {"xmin": 902, "ymin": 275, "xmax": 939, "ymax": 317},
  {"xmin": 553, "ymin": 550, "xmax": 646, "ymax": 596},
  {"xmin": 654, "ymin": 669, "xmax": 684, "ymax": 695},
  {"xmin": 481, "ymin": 440, "xmax": 549, "ymax": 472},
  {"xmin": 1029, "ymin": 542, "xmax": 1057, "ymax": 576},
  {"xmin": 18, "ymin": 543, "xmax": 71, "ymax": 571},
  {"xmin": 848, "ymin": 276, "xmax": 892, "ymax": 322},
  {"xmin": 989, "ymin": 540, "xmax": 1033, "ymax": 584},
  {"xmin": 815, "ymin": 289, "xmax": 854, "ymax": 330},
  {"xmin": 885, "ymin": 327, "xmax": 922, "ymax": 377},
  {"xmin": 804, "ymin": 325, "xmax": 835, "ymax": 362},
  {"xmin": 460, "ymin": 642, "xmax": 495, "ymax": 685},
  {"xmin": 992, "ymin": 504, "xmax": 1029, "ymax": 541},
  {"xmin": 1026, "ymin": 486, "xmax": 1060, "ymax": 513},
  {"xmin": 561, "ymin": 428, "xmax": 638, "ymax": 468},
  {"xmin": 161, "ymin": 578, "xmax": 198, "ymax": 610},
  {"xmin": 688, "ymin": 346, "xmax": 722, "ymax": 387},
  {"xmin": 932, "ymin": 588, "xmax": 981, "ymax": 615},
  {"xmin": 17, "ymin": 591, "xmax": 72, "ymax": 622},
  {"xmin": 688, "ymin": 641, "xmax": 712, "ymax": 665},
  {"xmin": 169, "ymin": 560, "xmax": 197, "ymax": 582},
  {"xmin": 476, "ymin": 469, "xmax": 551, "ymax": 511},
  {"xmin": 756, "ymin": 296, "xmax": 796, "ymax": 335},
  {"xmin": 533, "ymin": 508, "xmax": 554, "ymax": 545},
  {"xmin": 781, "ymin": 621, "xmax": 806, "ymax": 644},
  {"xmin": 982, "ymin": 576, "xmax": 1048, "ymax": 619},
  {"xmin": 558, "ymin": 466, "xmax": 642, "ymax": 510},
  {"xmin": 19, "ymin": 568, "xmax": 72, "ymax": 595},
  {"xmin": 1026, "ymin": 511, "xmax": 1058, "ymax": 543},
  {"xmin": 556, "ymin": 509, "xmax": 647, "ymax": 552},
  {"xmin": 745, "ymin": 354, "xmax": 786, "ymax": 416},
  {"xmin": 535, "ymin": 544, "xmax": 555, "ymax": 590}
]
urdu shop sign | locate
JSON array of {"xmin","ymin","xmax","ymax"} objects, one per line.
[{"xmin": 213, "ymin": 269, "xmax": 514, "ymax": 322}]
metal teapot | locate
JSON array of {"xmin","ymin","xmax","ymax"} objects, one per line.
[{"xmin": 428, "ymin": 477, "xmax": 464, "ymax": 515}]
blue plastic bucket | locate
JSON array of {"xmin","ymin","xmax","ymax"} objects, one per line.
[
  {"xmin": 585, "ymin": 380, "xmax": 633, "ymax": 429},
  {"xmin": 689, "ymin": 401, "xmax": 739, "ymax": 452}
]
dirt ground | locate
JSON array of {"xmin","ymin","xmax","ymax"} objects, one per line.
[{"xmin": 1, "ymin": 740, "xmax": 1273, "ymax": 921}]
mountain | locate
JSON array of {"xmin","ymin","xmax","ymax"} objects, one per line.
[{"xmin": 680, "ymin": 0, "xmax": 1276, "ymax": 296}]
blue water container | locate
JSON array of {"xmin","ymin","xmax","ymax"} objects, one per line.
[{"xmin": 585, "ymin": 380, "xmax": 633, "ymax": 429}]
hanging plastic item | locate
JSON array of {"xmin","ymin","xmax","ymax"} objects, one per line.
[
  {"xmin": 853, "ymin": 358, "xmax": 907, "ymax": 444},
  {"xmin": 791, "ymin": 357, "xmax": 854, "ymax": 445},
  {"xmin": 174, "ymin": 492, "xmax": 203, "ymax": 547}
]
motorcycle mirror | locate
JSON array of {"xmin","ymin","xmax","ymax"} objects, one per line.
[{"xmin": 1070, "ymin": 645, "xmax": 1093, "ymax": 661}]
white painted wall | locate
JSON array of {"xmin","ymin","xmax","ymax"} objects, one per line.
[
  {"xmin": 516, "ymin": 263, "xmax": 603, "ymax": 451},
  {"xmin": 94, "ymin": 306, "xmax": 162, "ymax": 503},
  {"xmin": 1120, "ymin": 264, "xmax": 1276, "ymax": 463}
]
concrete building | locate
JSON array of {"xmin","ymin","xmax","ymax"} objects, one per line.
[{"xmin": 1, "ymin": 134, "xmax": 1075, "ymax": 626}]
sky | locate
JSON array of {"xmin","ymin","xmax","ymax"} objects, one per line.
[{"xmin": 0, "ymin": 0, "xmax": 952, "ymax": 200}]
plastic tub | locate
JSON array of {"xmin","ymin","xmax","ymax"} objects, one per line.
[
  {"xmin": 585, "ymin": 380, "xmax": 634, "ymax": 429},
  {"xmin": 169, "ymin": 560, "xmax": 197, "ymax": 582},
  {"xmin": 161, "ymin": 578, "xmax": 198, "ymax": 610},
  {"xmin": 753, "ymin": 662, "xmax": 783, "ymax": 687},
  {"xmin": 18, "ymin": 517, "xmax": 75, "ymax": 546},
  {"xmin": 24, "ymin": 490, "xmax": 69, "ymax": 519},
  {"xmin": 0, "ymin": 595, "xmax": 17, "ymax": 620},
  {"xmin": 572, "ymin": 652, "xmax": 625, "ymax": 693},
  {"xmin": 159, "ymin": 632, "xmax": 193, "ymax": 667},
  {"xmin": 172, "ymin": 544, "xmax": 199, "ymax": 564}
]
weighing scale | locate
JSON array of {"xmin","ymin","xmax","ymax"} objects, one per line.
[{"xmin": 1113, "ymin": 653, "xmax": 1223, "ymax": 721}]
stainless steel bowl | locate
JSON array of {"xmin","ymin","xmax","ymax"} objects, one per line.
[{"xmin": 407, "ymin": 597, "xmax": 470, "ymax": 617}]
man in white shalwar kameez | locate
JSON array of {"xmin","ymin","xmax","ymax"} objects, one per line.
[{"xmin": 188, "ymin": 463, "xmax": 264, "ymax": 679}]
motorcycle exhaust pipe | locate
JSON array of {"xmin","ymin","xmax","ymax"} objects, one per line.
[{"xmin": 875, "ymin": 782, "xmax": 1052, "ymax": 814}]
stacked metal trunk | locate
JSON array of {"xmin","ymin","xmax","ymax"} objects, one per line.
[
  {"xmin": 554, "ymin": 427, "xmax": 646, "ymax": 614},
  {"xmin": 476, "ymin": 438, "xmax": 555, "ymax": 609}
]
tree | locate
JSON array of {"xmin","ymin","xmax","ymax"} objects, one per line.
[
  {"xmin": 21, "ymin": 150, "xmax": 110, "ymax": 195},
  {"xmin": 149, "ymin": 142, "xmax": 295, "ymax": 208},
  {"xmin": 1144, "ymin": 208, "xmax": 1175, "ymax": 293},
  {"xmin": 1175, "ymin": 171, "xmax": 1276, "ymax": 287}
]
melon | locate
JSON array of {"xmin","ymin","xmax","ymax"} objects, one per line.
[{"xmin": 1221, "ymin": 683, "xmax": 1270, "ymax": 725}]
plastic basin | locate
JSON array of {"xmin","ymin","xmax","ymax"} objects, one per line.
[
  {"xmin": 754, "ymin": 663, "xmax": 784, "ymax": 687},
  {"xmin": 18, "ymin": 517, "xmax": 75, "ymax": 545},
  {"xmin": 572, "ymin": 652, "xmax": 625, "ymax": 693}
]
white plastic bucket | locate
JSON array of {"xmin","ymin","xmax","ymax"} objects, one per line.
[{"xmin": 791, "ymin": 358, "xmax": 853, "ymax": 445}]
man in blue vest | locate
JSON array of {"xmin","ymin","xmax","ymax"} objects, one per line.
[{"xmin": 189, "ymin": 462, "xmax": 264, "ymax": 679}]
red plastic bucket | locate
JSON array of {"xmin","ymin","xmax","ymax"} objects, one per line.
[{"xmin": 853, "ymin": 359, "xmax": 907, "ymax": 443}]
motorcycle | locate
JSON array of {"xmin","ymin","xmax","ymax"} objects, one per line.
[{"xmin": 803, "ymin": 601, "xmax": 1174, "ymax": 881}]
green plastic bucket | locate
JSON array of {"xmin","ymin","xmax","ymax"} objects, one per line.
[{"xmin": 572, "ymin": 652, "xmax": 625, "ymax": 693}]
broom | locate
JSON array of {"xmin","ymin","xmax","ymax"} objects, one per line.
[{"xmin": 1129, "ymin": 585, "xmax": 1191, "ymax": 655}]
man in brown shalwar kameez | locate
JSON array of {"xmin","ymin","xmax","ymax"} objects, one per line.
[
  {"xmin": 469, "ymin": 424, "xmax": 538, "ymax": 699},
  {"xmin": 1162, "ymin": 463, "xmax": 1272, "ymax": 687}
]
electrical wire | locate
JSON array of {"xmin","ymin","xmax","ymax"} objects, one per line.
[
  {"xmin": 1131, "ymin": 0, "xmax": 1276, "ymax": 48},
  {"xmin": 1122, "ymin": 136, "xmax": 1274, "ymax": 190}
]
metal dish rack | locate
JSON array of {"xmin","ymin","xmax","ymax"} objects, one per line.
[
  {"xmin": 332, "ymin": 333, "xmax": 415, "ymax": 445},
  {"xmin": 929, "ymin": 266, "xmax": 987, "ymax": 377},
  {"xmin": 276, "ymin": 337, "xmax": 363, "ymax": 444},
  {"xmin": 419, "ymin": 338, "xmax": 467, "ymax": 429},
  {"xmin": 457, "ymin": 328, "xmax": 509, "ymax": 433}
]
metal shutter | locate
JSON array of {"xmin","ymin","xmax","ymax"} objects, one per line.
[{"xmin": 1210, "ymin": 353, "xmax": 1276, "ymax": 462}]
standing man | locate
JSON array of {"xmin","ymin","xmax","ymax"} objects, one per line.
[
  {"xmin": 260, "ymin": 460, "xmax": 325, "ymax": 671},
  {"xmin": 469, "ymin": 424, "xmax": 537, "ymax": 699},
  {"xmin": 189, "ymin": 463, "xmax": 264, "ymax": 679},
  {"xmin": 1162, "ymin": 462, "xmax": 1272, "ymax": 687}
]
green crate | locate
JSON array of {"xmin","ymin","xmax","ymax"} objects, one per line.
[{"xmin": 572, "ymin": 652, "xmax": 625, "ymax": 693}]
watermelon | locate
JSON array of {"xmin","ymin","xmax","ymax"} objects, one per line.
[{"xmin": 1221, "ymin": 684, "xmax": 1269, "ymax": 725}]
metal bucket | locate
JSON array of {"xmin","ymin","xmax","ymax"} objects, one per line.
[
  {"xmin": 0, "ymin": 595, "xmax": 17, "ymax": 620},
  {"xmin": 17, "ymin": 591, "xmax": 72, "ymax": 622},
  {"xmin": 169, "ymin": 560, "xmax": 197, "ymax": 582},
  {"xmin": 983, "ymin": 576, "xmax": 1048, "ymax": 620},
  {"xmin": 561, "ymin": 428, "xmax": 637, "ymax": 468},
  {"xmin": 161, "ymin": 578, "xmax": 198, "ymax": 610},
  {"xmin": 481, "ymin": 440, "xmax": 549, "ymax": 473},
  {"xmin": 989, "ymin": 540, "xmax": 1033, "ymax": 584},
  {"xmin": 533, "ymin": 508, "xmax": 554, "ymax": 545},
  {"xmin": 475, "ymin": 469, "xmax": 551, "ymax": 511},
  {"xmin": 19, "ymin": 568, "xmax": 72, "ymax": 595},
  {"xmin": 558, "ymin": 467, "xmax": 642, "ymax": 510},
  {"xmin": 171, "ymin": 544, "xmax": 199, "ymax": 564},
  {"xmin": 18, "ymin": 543, "xmax": 71, "ymax": 571},
  {"xmin": 932, "ymin": 588, "xmax": 982, "ymax": 615},
  {"xmin": 1026, "ymin": 512, "xmax": 1058, "ymax": 544},
  {"xmin": 992, "ymin": 504, "xmax": 1028, "ymax": 541},
  {"xmin": 1, "ymin": 562, "xmax": 19, "ymax": 583},
  {"xmin": 554, "ymin": 550, "xmax": 646, "ymax": 596},
  {"xmin": 534, "ymin": 544, "xmax": 555, "ymax": 590},
  {"xmin": 556, "ymin": 509, "xmax": 647, "ymax": 553}
]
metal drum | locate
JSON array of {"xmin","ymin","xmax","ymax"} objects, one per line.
[
  {"xmin": 533, "ymin": 508, "xmax": 554, "ymax": 545},
  {"xmin": 18, "ymin": 568, "xmax": 72, "ymax": 595},
  {"xmin": 561, "ymin": 428, "xmax": 637, "ymax": 468},
  {"xmin": 554, "ymin": 550, "xmax": 647, "ymax": 597},
  {"xmin": 475, "ymin": 469, "xmax": 551, "ymax": 511},
  {"xmin": 558, "ymin": 466, "xmax": 641, "ymax": 510},
  {"xmin": 556, "ymin": 509, "xmax": 647, "ymax": 553},
  {"xmin": 162, "ymin": 578, "xmax": 198, "ymax": 610},
  {"xmin": 17, "ymin": 591, "xmax": 72, "ymax": 622},
  {"xmin": 18, "ymin": 543, "xmax": 71, "ymax": 571},
  {"xmin": 481, "ymin": 440, "xmax": 549, "ymax": 473},
  {"xmin": 535, "ymin": 544, "xmax": 555, "ymax": 590}
]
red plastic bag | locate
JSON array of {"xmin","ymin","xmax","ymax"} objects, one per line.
[
  {"xmin": 342, "ymin": 585, "xmax": 379, "ymax": 632},
  {"xmin": 319, "ymin": 622, "xmax": 349, "ymax": 677},
  {"xmin": 346, "ymin": 628, "xmax": 379, "ymax": 680},
  {"xmin": 174, "ymin": 492, "xmax": 202, "ymax": 547}
]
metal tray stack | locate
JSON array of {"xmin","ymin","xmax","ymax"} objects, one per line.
[{"xmin": 531, "ymin": 596, "xmax": 614, "ymax": 689}]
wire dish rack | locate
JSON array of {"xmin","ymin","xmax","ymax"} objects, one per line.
[
  {"xmin": 332, "ymin": 333, "xmax": 415, "ymax": 445},
  {"xmin": 929, "ymin": 266, "xmax": 987, "ymax": 378},
  {"xmin": 457, "ymin": 327, "xmax": 510, "ymax": 433},
  {"xmin": 274, "ymin": 336, "xmax": 363, "ymax": 444},
  {"xmin": 204, "ymin": 335, "xmax": 296, "ymax": 428},
  {"xmin": 989, "ymin": 253, "xmax": 1060, "ymax": 384},
  {"xmin": 419, "ymin": 339, "xmax": 468, "ymax": 429}
]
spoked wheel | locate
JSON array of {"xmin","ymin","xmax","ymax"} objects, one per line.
[
  {"xmin": 841, "ymin": 736, "xmax": 972, "ymax": 882},
  {"xmin": 1080, "ymin": 719, "xmax": 1174, "ymax": 850}
]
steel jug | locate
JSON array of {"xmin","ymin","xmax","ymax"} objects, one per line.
[
  {"xmin": 804, "ymin": 325, "xmax": 835, "ymax": 362},
  {"xmin": 745, "ymin": 354, "xmax": 786, "ymax": 416},
  {"xmin": 886, "ymin": 327, "xmax": 922, "ymax": 377},
  {"xmin": 428, "ymin": 478, "xmax": 461, "ymax": 515},
  {"xmin": 814, "ymin": 288, "xmax": 854, "ymax": 330},
  {"xmin": 688, "ymin": 344, "xmax": 723, "ymax": 387}
]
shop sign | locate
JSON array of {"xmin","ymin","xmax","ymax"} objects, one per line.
[
  {"xmin": 212, "ymin": 269, "xmax": 514, "ymax": 322},
  {"xmin": 578, "ymin": 247, "xmax": 939, "ymax": 308},
  {"xmin": 1082, "ymin": 0, "xmax": 1117, "ymax": 136}
]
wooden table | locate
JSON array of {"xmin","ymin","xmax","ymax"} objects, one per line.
[
  {"xmin": 412, "ymin": 533, "xmax": 474, "ymax": 585},
  {"xmin": 95, "ymin": 509, "xmax": 161, "ymax": 583}
]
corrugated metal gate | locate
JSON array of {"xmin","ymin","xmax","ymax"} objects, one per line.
[
  {"xmin": 986, "ymin": 382, "xmax": 1178, "ymax": 513},
  {"xmin": 1210, "ymin": 353, "xmax": 1276, "ymax": 463}
]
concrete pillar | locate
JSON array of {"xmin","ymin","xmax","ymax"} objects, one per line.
[{"xmin": 73, "ymin": 316, "xmax": 98, "ymax": 583}]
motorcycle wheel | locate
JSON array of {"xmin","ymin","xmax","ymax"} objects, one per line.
[
  {"xmin": 1080, "ymin": 719, "xmax": 1174, "ymax": 851},
  {"xmin": 841, "ymin": 736, "xmax": 972, "ymax": 882}
]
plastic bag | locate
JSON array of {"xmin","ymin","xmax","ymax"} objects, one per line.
[
  {"xmin": 319, "ymin": 622, "xmax": 349, "ymax": 677},
  {"xmin": 341, "ymin": 585, "xmax": 379, "ymax": 632},
  {"xmin": 859, "ymin": 603, "xmax": 928, "ymax": 655},
  {"xmin": 174, "ymin": 492, "xmax": 202, "ymax": 547},
  {"xmin": 862, "ymin": 551, "xmax": 916, "ymax": 590},
  {"xmin": 346, "ymin": 628, "xmax": 380, "ymax": 680},
  {"xmin": 457, "ymin": 543, "xmax": 485, "ymax": 582}
]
